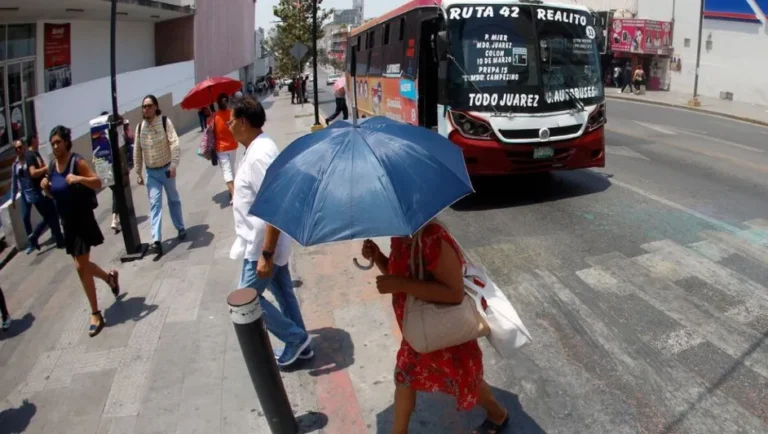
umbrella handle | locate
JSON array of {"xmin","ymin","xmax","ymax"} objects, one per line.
[{"xmin": 353, "ymin": 257, "xmax": 375, "ymax": 270}]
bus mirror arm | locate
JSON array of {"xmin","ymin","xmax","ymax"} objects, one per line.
[{"xmin": 436, "ymin": 31, "xmax": 449, "ymax": 61}]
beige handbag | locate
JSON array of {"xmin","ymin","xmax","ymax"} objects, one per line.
[{"xmin": 402, "ymin": 227, "xmax": 490, "ymax": 354}]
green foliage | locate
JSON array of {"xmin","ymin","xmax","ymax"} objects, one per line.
[
  {"xmin": 265, "ymin": 0, "xmax": 333, "ymax": 78},
  {"xmin": 329, "ymin": 57, "xmax": 345, "ymax": 73}
]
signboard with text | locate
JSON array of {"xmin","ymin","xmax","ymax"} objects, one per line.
[
  {"xmin": 44, "ymin": 23, "xmax": 72, "ymax": 92},
  {"xmin": 610, "ymin": 19, "xmax": 673, "ymax": 56}
]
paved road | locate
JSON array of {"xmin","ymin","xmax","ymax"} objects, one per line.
[{"xmin": 312, "ymin": 68, "xmax": 768, "ymax": 433}]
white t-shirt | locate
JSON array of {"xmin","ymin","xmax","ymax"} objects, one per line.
[{"xmin": 229, "ymin": 133, "xmax": 292, "ymax": 266}]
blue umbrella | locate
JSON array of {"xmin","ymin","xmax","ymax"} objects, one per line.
[{"xmin": 249, "ymin": 116, "xmax": 473, "ymax": 253}]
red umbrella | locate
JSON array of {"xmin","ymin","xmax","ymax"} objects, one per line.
[{"xmin": 181, "ymin": 76, "xmax": 243, "ymax": 110}]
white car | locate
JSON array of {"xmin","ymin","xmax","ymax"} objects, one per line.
[{"xmin": 326, "ymin": 73, "xmax": 340, "ymax": 85}]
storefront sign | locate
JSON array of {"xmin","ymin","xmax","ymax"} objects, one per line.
[
  {"xmin": 610, "ymin": 19, "xmax": 673, "ymax": 56},
  {"xmin": 44, "ymin": 23, "xmax": 72, "ymax": 92}
]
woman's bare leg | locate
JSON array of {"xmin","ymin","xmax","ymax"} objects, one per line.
[
  {"xmin": 74, "ymin": 254, "xmax": 100, "ymax": 324},
  {"xmin": 476, "ymin": 381, "xmax": 507, "ymax": 424},
  {"xmin": 87, "ymin": 261, "xmax": 111, "ymax": 284},
  {"xmin": 392, "ymin": 385, "xmax": 416, "ymax": 434}
]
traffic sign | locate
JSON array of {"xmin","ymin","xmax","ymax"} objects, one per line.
[{"xmin": 290, "ymin": 42, "xmax": 309, "ymax": 61}]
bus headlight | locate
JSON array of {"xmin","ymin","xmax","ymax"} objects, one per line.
[
  {"xmin": 587, "ymin": 103, "xmax": 607, "ymax": 131},
  {"xmin": 449, "ymin": 111, "xmax": 493, "ymax": 140}
]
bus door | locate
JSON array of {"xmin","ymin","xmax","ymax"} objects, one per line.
[{"xmin": 419, "ymin": 19, "xmax": 440, "ymax": 129}]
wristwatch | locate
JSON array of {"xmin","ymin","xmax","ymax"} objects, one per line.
[{"xmin": 262, "ymin": 250, "xmax": 274, "ymax": 261}]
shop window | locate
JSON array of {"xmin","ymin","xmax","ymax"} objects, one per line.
[
  {"xmin": 684, "ymin": 38, "xmax": 690, "ymax": 48},
  {"xmin": 7, "ymin": 24, "xmax": 35, "ymax": 59}
]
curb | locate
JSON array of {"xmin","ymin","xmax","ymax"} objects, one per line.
[{"xmin": 606, "ymin": 94, "xmax": 768, "ymax": 128}]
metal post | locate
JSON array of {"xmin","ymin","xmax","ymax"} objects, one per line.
[
  {"xmin": 689, "ymin": 0, "xmax": 704, "ymax": 107},
  {"xmin": 311, "ymin": 0, "xmax": 321, "ymax": 129},
  {"xmin": 110, "ymin": 0, "xmax": 147, "ymax": 262},
  {"xmin": 227, "ymin": 288, "xmax": 298, "ymax": 434}
]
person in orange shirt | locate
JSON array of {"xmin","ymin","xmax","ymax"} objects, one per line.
[{"xmin": 209, "ymin": 93, "xmax": 239, "ymax": 204}]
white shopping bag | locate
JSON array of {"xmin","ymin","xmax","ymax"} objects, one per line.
[{"xmin": 464, "ymin": 262, "xmax": 532, "ymax": 358}]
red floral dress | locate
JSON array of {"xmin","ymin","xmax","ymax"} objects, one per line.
[{"xmin": 388, "ymin": 223, "xmax": 484, "ymax": 411}]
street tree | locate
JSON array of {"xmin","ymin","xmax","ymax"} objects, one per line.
[
  {"xmin": 266, "ymin": 0, "xmax": 333, "ymax": 78},
  {"xmin": 329, "ymin": 57, "xmax": 345, "ymax": 73}
]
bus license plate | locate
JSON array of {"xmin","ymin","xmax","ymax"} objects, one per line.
[{"xmin": 533, "ymin": 147, "xmax": 554, "ymax": 159}]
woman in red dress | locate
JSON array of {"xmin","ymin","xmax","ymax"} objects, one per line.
[{"xmin": 362, "ymin": 222, "xmax": 509, "ymax": 434}]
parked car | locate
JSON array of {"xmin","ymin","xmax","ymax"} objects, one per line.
[{"xmin": 326, "ymin": 73, "xmax": 340, "ymax": 85}]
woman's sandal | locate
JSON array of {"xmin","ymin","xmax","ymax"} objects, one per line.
[
  {"xmin": 474, "ymin": 411, "xmax": 509, "ymax": 434},
  {"xmin": 108, "ymin": 270, "xmax": 120, "ymax": 297},
  {"xmin": 89, "ymin": 311, "xmax": 105, "ymax": 338}
]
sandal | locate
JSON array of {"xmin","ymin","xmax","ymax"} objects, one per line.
[
  {"xmin": 473, "ymin": 411, "xmax": 509, "ymax": 434},
  {"xmin": 89, "ymin": 311, "xmax": 105, "ymax": 338},
  {"xmin": 108, "ymin": 270, "xmax": 120, "ymax": 297}
]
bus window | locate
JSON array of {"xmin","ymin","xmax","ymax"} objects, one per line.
[
  {"xmin": 399, "ymin": 18, "xmax": 405, "ymax": 41},
  {"xmin": 369, "ymin": 30, "xmax": 376, "ymax": 48},
  {"xmin": 384, "ymin": 23, "xmax": 391, "ymax": 45},
  {"xmin": 357, "ymin": 35, "xmax": 361, "ymax": 52}
]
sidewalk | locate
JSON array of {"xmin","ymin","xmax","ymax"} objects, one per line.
[
  {"xmin": 606, "ymin": 89, "xmax": 768, "ymax": 127},
  {"xmin": 0, "ymin": 91, "xmax": 519, "ymax": 433}
]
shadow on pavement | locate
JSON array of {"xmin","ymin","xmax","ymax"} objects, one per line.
[
  {"xmin": 0, "ymin": 312, "xmax": 35, "ymax": 341},
  {"xmin": 212, "ymin": 190, "xmax": 230, "ymax": 209},
  {"xmin": 0, "ymin": 399, "xmax": 36, "ymax": 434},
  {"xmin": 104, "ymin": 295, "xmax": 158, "ymax": 327},
  {"xmin": 156, "ymin": 223, "xmax": 214, "ymax": 259},
  {"xmin": 453, "ymin": 170, "xmax": 611, "ymax": 212},
  {"xmin": 280, "ymin": 327, "xmax": 354, "ymax": 377},
  {"xmin": 297, "ymin": 411, "xmax": 329, "ymax": 433},
  {"xmin": 375, "ymin": 386, "xmax": 546, "ymax": 434}
]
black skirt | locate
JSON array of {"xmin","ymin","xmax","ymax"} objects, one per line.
[{"xmin": 61, "ymin": 209, "xmax": 104, "ymax": 257}]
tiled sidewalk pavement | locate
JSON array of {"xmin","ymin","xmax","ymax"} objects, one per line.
[{"xmin": 606, "ymin": 88, "xmax": 768, "ymax": 126}]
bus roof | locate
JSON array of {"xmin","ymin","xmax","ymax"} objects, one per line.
[{"xmin": 349, "ymin": 0, "xmax": 593, "ymax": 37}]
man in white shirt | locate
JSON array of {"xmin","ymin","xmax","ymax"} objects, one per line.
[{"xmin": 227, "ymin": 97, "xmax": 312, "ymax": 367}]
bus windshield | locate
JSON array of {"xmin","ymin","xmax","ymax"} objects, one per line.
[{"xmin": 446, "ymin": 4, "xmax": 603, "ymax": 114}]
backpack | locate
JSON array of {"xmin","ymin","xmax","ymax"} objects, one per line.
[{"xmin": 47, "ymin": 153, "xmax": 98, "ymax": 210}]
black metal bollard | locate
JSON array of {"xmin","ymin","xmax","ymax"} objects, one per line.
[{"xmin": 228, "ymin": 288, "xmax": 298, "ymax": 434}]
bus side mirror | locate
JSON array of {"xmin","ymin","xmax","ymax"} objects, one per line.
[{"xmin": 436, "ymin": 31, "xmax": 449, "ymax": 60}]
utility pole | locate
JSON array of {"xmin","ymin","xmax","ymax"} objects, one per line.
[
  {"xmin": 110, "ymin": 0, "xmax": 148, "ymax": 261},
  {"xmin": 310, "ymin": 0, "xmax": 323, "ymax": 132},
  {"xmin": 688, "ymin": 0, "xmax": 704, "ymax": 107}
]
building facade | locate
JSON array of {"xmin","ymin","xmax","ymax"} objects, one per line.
[{"xmin": 638, "ymin": 0, "xmax": 768, "ymax": 106}]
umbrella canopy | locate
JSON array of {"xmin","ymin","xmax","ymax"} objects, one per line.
[
  {"xmin": 181, "ymin": 76, "xmax": 242, "ymax": 110},
  {"xmin": 249, "ymin": 116, "xmax": 474, "ymax": 247}
]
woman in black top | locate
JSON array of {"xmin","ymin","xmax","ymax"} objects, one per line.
[{"xmin": 41, "ymin": 126, "xmax": 120, "ymax": 337}]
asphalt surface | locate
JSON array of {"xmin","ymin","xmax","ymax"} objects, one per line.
[{"xmin": 312, "ymin": 68, "xmax": 768, "ymax": 433}]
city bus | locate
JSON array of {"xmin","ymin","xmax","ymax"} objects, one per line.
[{"xmin": 345, "ymin": 0, "xmax": 606, "ymax": 175}]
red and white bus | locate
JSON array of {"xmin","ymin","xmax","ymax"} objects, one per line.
[{"xmin": 345, "ymin": 0, "xmax": 606, "ymax": 175}]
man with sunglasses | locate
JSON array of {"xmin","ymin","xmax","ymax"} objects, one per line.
[{"xmin": 10, "ymin": 139, "xmax": 64, "ymax": 253}]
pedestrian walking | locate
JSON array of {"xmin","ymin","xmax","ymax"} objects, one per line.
[
  {"xmin": 40, "ymin": 126, "xmax": 120, "ymax": 338},
  {"xmin": 227, "ymin": 96, "xmax": 313, "ymax": 367},
  {"xmin": 0, "ymin": 286, "xmax": 11, "ymax": 330},
  {"xmin": 11, "ymin": 139, "xmax": 65, "ymax": 253},
  {"xmin": 209, "ymin": 93, "xmax": 239, "ymax": 204},
  {"xmin": 361, "ymin": 222, "xmax": 509, "ymax": 434},
  {"xmin": 632, "ymin": 65, "xmax": 645, "ymax": 94},
  {"xmin": 134, "ymin": 95, "xmax": 187, "ymax": 256},
  {"xmin": 197, "ymin": 106, "xmax": 211, "ymax": 132},
  {"xmin": 325, "ymin": 77, "xmax": 348, "ymax": 124}
]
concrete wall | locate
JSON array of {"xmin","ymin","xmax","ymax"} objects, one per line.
[
  {"xmin": 639, "ymin": 0, "xmax": 768, "ymax": 106},
  {"xmin": 193, "ymin": 0, "xmax": 255, "ymax": 81},
  {"xmin": 34, "ymin": 60, "xmax": 197, "ymax": 161},
  {"xmin": 155, "ymin": 15, "xmax": 194, "ymax": 66},
  {"xmin": 35, "ymin": 19, "xmax": 155, "ymax": 91}
]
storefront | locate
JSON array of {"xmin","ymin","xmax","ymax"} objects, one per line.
[
  {"xmin": 609, "ymin": 18, "xmax": 673, "ymax": 91},
  {"xmin": 0, "ymin": 24, "xmax": 37, "ymax": 152}
]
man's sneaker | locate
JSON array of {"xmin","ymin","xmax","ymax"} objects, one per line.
[
  {"xmin": 2, "ymin": 317, "xmax": 11, "ymax": 331},
  {"xmin": 25, "ymin": 245, "xmax": 34, "ymax": 255},
  {"xmin": 149, "ymin": 241, "xmax": 163, "ymax": 256},
  {"xmin": 274, "ymin": 346, "xmax": 314, "ymax": 360},
  {"xmin": 178, "ymin": 229, "xmax": 187, "ymax": 241},
  {"xmin": 276, "ymin": 335, "xmax": 312, "ymax": 367}
]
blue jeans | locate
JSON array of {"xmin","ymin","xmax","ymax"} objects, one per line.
[
  {"xmin": 239, "ymin": 260, "xmax": 308, "ymax": 346},
  {"xmin": 146, "ymin": 165, "xmax": 185, "ymax": 243},
  {"xmin": 21, "ymin": 191, "xmax": 63, "ymax": 245}
]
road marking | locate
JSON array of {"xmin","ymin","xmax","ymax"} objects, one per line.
[
  {"xmin": 634, "ymin": 121, "xmax": 678, "ymax": 135},
  {"xmin": 606, "ymin": 145, "xmax": 651, "ymax": 161}
]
